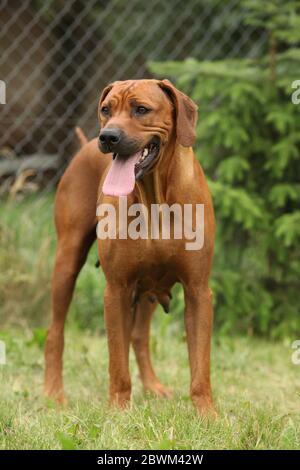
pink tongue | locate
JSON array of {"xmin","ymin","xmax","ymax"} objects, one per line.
[{"xmin": 102, "ymin": 152, "xmax": 141, "ymax": 197}]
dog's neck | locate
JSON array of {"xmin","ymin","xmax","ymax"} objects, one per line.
[{"xmin": 136, "ymin": 136, "xmax": 179, "ymax": 206}]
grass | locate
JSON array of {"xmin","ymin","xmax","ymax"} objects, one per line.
[
  {"xmin": 0, "ymin": 193, "xmax": 105, "ymax": 331},
  {"xmin": 0, "ymin": 194, "xmax": 300, "ymax": 449},
  {"xmin": 0, "ymin": 327, "xmax": 300, "ymax": 449}
]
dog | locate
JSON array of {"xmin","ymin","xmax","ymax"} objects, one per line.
[{"xmin": 44, "ymin": 79, "xmax": 215, "ymax": 416}]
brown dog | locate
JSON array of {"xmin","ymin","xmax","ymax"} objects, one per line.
[{"xmin": 44, "ymin": 79, "xmax": 215, "ymax": 416}]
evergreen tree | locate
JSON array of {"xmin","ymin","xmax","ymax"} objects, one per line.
[{"xmin": 150, "ymin": 0, "xmax": 300, "ymax": 337}]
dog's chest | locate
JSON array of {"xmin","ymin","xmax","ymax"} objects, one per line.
[{"xmin": 98, "ymin": 235, "xmax": 183, "ymax": 282}]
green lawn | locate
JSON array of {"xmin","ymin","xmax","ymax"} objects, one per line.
[
  {"xmin": 1, "ymin": 194, "xmax": 300, "ymax": 449},
  {"xmin": 0, "ymin": 327, "xmax": 299, "ymax": 450}
]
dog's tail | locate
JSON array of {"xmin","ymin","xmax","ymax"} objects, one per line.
[{"xmin": 75, "ymin": 126, "xmax": 88, "ymax": 147}]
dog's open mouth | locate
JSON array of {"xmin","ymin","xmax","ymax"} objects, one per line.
[
  {"xmin": 134, "ymin": 136, "xmax": 160, "ymax": 181},
  {"xmin": 102, "ymin": 137, "xmax": 160, "ymax": 197}
]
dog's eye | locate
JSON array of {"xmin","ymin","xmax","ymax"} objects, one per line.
[
  {"xmin": 135, "ymin": 106, "xmax": 149, "ymax": 115},
  {"xmin": 101, "ymin": 106, "xmax": 110, "ymax": 116}
]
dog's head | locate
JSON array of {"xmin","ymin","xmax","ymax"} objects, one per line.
[{"xmin": 98, "ymin": 79, "xmax": 198, "ymax": 196}]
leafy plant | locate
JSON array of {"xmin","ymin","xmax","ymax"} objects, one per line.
[{"xmin": 150, "ymin": 0, "xmax": 300, "ymax": 337}]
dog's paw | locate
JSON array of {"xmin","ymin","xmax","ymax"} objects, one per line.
[
  {"xmin": 144, "ymin": 381, "xmax": 173, "ymax": 398},
  {"xmin": 193, "ymin": 396, "xmax": 218, "ymax": 419},
  {"xmin": 44, "ymin": 388, "xmax": 68, "ymax": 407}
]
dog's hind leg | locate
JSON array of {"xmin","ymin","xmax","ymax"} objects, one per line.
[
  {"xmin": 44, "ymin": 230, "xmax": 95, "ymax": 403},
  {"xmin": 44, "ymin": 146, "xmax": 100, "ymax": 403},
  {"xmin": 132, "ymin": 297, "xmax": 172, "ymax": 398}
]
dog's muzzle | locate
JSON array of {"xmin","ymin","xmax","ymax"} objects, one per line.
[
  {"xmin": 99, "ymin": 128, "xmax": 122, "ymax": 153},
  {"xmin": 101, "ymin": 133, "xmax": 161, "ymax": 197}
]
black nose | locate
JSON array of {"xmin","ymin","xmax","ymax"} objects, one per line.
[{"xmin": 99, "ymin": 128, "xmax": 122, "ymax": 152}]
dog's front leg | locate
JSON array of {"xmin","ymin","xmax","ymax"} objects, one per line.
[
  {"xmin": 184, "ymin": 283, "xmax": 216, "ymax": 417},
  {"xmin": 104, "ymin": 283, "xmax": 134, "ymax": 407}
]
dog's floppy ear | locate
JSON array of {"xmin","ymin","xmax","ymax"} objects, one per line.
[
  {"xmin": 158, "ymin": 79, "xmax": 198, "ymax": 147},
  {"xmin": 98, "ymin": 82, "xmax": 116, "ymax": 121},
  {"xmin": 99, "ymin": 83, "xmax": 115, "ymax": 104}
]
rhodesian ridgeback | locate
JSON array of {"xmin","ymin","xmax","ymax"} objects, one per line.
[{"xmin": 44, "ymin": 79, "xmax": 215, "ymax": 416}]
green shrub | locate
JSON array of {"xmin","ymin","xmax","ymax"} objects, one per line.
[{"xmin": 149, "ymin": 0, "xmax": 300, "ymax": 338}]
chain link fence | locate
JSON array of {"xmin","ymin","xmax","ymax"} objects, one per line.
[{"xmin": 0, "ymin": 0, "xmax": 267, "ymax": 196}]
